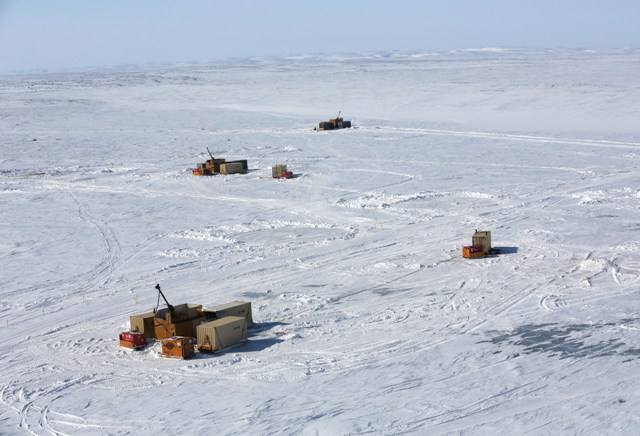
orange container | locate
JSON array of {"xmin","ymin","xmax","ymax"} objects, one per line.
[
  {"xmin": 161, "ymin": 336, "xmax": 195, "ymax": 359},
  {"xmin": 462, "ymin": 245, "xmax": 485, "ymax": 259}
]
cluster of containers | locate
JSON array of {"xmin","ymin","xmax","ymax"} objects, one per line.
[
  {"xmin": 316, "ymin": 115, "xmax": 352, "ymax": 131},
  {"xmin": 272, "ymin": 164, "xmax": 293, "ymax": 179},
  {"xmin": 462, "ymin": 230, "xmax": 492, "ymax": 259},
  {"xmin": 121, "ymin": 300, "xmax": 253, "ymax": 359},
  {"xmin": 192, "ymin": 158, "xmax": 248, "ymax": 176}
]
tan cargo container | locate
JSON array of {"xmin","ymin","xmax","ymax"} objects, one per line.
[
  {"xmin": 220, "ymin": 162, "xmax": 244, "ymax": 175},
  {"xmin": 226, "ymin": 159, "xmax": 248, "ymax": 171},
  {"xmin": 472, "ymin": 230, "xmax": 492, "ymax": 255},
  {"xmin": 208, "ymin": 158, "xmax": 226, "ymax": 173},
  {"xmin": 153, "ymin": 304, "xmax": 204, "ymax": 340},
  {"xmin": 129, "ymin": 312, "xmax": 156, "ymax": 339},
  {"xmin": 272, "ymin": 164, "xmax": 287, "ymax": 178},
  {"xmin": 202, "ymin": 301, "xmax": 253, "ymax": 326},
  {"xmin": 155, "ymin": 317, "xmax": 204, "ymax": 340},
  {"xmin": 153, "ymin": 303, "xmax": 202, "ymax": 321},
  {"xmin": 161, "ymin": 336, "xmax": 195, "ymax": 359},
  {"xmin": 197, "ymin": 316, "xmax": 247, "ymax": 352},
  {"xmin": 272, "ymin": 164, "xmax": 293, "ymax": 179}
]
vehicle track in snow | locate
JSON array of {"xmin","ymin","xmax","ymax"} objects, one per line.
[
  {"xmin": 6, "ymin": 154, "xmax": 616, "ymax": 407},
  {"xmin": 18, "ymin": 196, "xmax": 122, "ymax": 313},
  {"xmin": 218, "ymin": 209, "xmax": 608, "ymax": 384},
  {"xmin": 362, "ymin": 125, "xmax": 640, "ymax": 150},
  {"xmin": 0, "ymin": 189, "xmax": 123, "ymax": 308},
  {"xmin": 71, "ymin": 194, "xmax": 123, "ymax": 287},
  {"xmin": 1, "ymin": 378, "xmax": 138, "ymax": 435},
  {"xmin": 403, "ymin": 356, "xmax": 640, "ymax": 433}
]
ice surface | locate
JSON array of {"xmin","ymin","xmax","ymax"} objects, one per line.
[{"xmin": 1, "ymin": 49, "xmax": 640, "ymax": 434}]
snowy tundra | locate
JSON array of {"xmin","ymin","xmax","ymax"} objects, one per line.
[{"xmin": 1, "ymin": 48, "xmax": 640, "ymax": 435}]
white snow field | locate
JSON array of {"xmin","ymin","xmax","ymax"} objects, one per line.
[{"xmin": 1, "ymin": 48, "xmax": 640, "ymax": 435}]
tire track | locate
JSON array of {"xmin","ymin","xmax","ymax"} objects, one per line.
[
  {"xmin": 364, "ymin": 126, "xmax": 640, "ymax": 150},
  {"xmin": 71, "ymin": 194, "xmax": 123, "ymax": 288}
]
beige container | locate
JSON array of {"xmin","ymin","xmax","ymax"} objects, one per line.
[
  {"xmin": 197, "ymin": 316, "xmax": 247, "ymax": 352},
  {"xmin": 202, "ymin": 301, "xmax": 253, "ymax": 326},
  {"xmin": 272, "ymin": 164, "xmax": 287, "ymax": 178},
  {"xmin": 472, "ymin": 230, "xmax": 492, "ymax": 255},
  {"xmin": 129, "ymin": 312, "xmax": 156, "ymax": 339},
  {"xmin": 220, "ymin": 162, "xmax": 244, "ymax": 174},
  {"xmin": 208, "ymin": 158, "xmax": 226, "ymax": 173},
  {"xmin": 153, "ymin": 304, "xmax": 204, "ymax": 340},
  {"xmin": 153, "ymin": 304, "xmax": 202, "ymax": 325}
]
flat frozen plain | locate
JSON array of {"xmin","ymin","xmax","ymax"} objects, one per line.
[{"xmin": 1, "ymin": 48, "xmax": 640, "ymax": 434}]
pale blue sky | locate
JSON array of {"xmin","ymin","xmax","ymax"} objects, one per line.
[{"xmin": 0, "ymin": 0, "xmax": 639, "ymax": 72}]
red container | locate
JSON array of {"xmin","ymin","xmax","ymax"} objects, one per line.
[{"xmin": 119, "ymin": 331, "xmax": 148, "ymax": 349}]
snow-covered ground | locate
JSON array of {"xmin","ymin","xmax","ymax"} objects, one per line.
[{"xmin": 1, "ymin": 48, "xmax": 640, "ymax": 434}]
